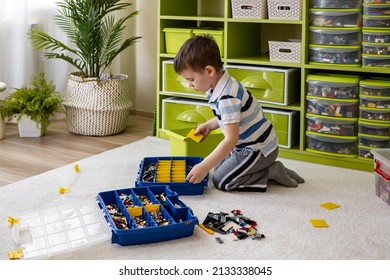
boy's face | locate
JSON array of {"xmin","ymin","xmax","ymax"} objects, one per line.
[{"xmin": 179, "ymin": 67, "xmax": 213, "ymax": 93}]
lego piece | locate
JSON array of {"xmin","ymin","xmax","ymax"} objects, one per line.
[
  {"xmin": 8, "ymin": 249, "xmax": 23, "ymax": 260},
  {"xmin": 74, "ymin": 164, "xmax": 80, "ymax": 172},
  {"xmin": 187, "ymin": 128, "xmax": 204, "ymax": 143},
  {"xmin": 58, "ymin": 187, "xmax": 69, "ymax": 194},
  {"xmin": 215, "ymin": 237, "xmax": 224, "ymax": 244},
  {"xmin": 8, "ymin": 216, "xmax": 19, "ymax": 225},
  {"xmin": 199, "ymin": 223, "xmax": 214, "ymax": 235},
  {"xmin": 320, "ymin": 202, "xmax": 340, "ymax": 210},
  {"xmin": 310, "ymin": 219, "xmax": 329, "ymax": 228}
]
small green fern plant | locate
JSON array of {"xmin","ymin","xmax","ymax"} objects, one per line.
[{"xmin": 0, "ymin": 71, "xmax": 64, "ymax": 135}]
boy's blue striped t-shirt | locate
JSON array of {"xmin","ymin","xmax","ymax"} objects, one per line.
[{"xmin": 206, "ymin": 71, "xmax": 278, "ymax": 156}]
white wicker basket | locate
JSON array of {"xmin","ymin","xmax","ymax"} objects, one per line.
[
  {"xmin": 64, "ymin": 73, "xmax": 133, "ymax": 136},
  {"xmin": 231, "ymin": 0, "xmax": 268, "ymax": 19},
  {"xmin": 269, "ymin": 40, "xmax": 302, "ymax": 63},
  {"xmin": 267, "ymin": 0, "xmax": 301, "ymax": 20}
]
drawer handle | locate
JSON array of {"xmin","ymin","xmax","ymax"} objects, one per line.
[{"xmin": 241, "ymin": 76, "xmax": 272, "ymax": 90}]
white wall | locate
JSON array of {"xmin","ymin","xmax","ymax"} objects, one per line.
[{"xmin": 123, "ymin": 0, "xmax": 157, "ymax": 115}]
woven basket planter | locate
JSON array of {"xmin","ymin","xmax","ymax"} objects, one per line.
[{"xmin": 63, "ymin": 72, "xmax": 133, "ymax": 136}]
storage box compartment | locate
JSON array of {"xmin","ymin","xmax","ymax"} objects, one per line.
[
  {"xmin": 162, "ymin": 60, "xmax": 200, "ymax": 96},
  {"xmin": 193, "ymin": 28, "xmax": 224, "ymax": 55},
  {"xmin": 309, "ymin": 27, "xmax": 361, "ymax": 46},
  {"xmin": 306, "ymin": 114, "xmax": 358, "ymax": 136},
  {"xmin": 362, "ymin": 43, "xmax": 390, "ymax": 55},
  {"xmin": 267, "ymin": 0, "xmax": 301, "ymax": 20},
  {"xmin": 310, "ymin": 9, "xmax": 362, "ymax": 27},
  {"xmin": 264, "ymin": 109, "xmax": 299, "ymax": 148},
  {"xmin": 166, "ymin": 128, "xmax": 224, "ymax": 159},
  {"xmin": 306, "ymin": 97, "xmax": 359, "ymax": 118},
  {"xmin": 268, "ymin": 40, "xmax": 302, "ymax": 63},
  {"xmin": 306, "ymin": 132, "xmax": 357, "ymax": 156},
  {"xmin": 311, "ymin": 0, "xmax": 362, "ymax": 8},
  {"xmin": 372, "ymin": 149, "xmax": 390, "ymax": 206},
  {"xmin": 136, "ymin": 156, "xmax": 208, "ymax": 195},
  {"xmin": 359, "ymin": 119, "xmax": 390, "ymax": 136},
  {"xmin": 363, "ymin": 15, "xmax": 390, "ymax": 28},
  {"xmin": 360, "ymin": 106, "xmax": 390, "ymax": 122},
  {"xmin": 362, "ymin": 55, "xmax": 390, "ymax": 67},
  {"xmin": 163, "ymin": 28, "xmax": 193, "ymax": 54},
  {"xmin": 162, "ymin": 97, "xmax": 215, "ymax": 131},
  {"xmin": 364, "ymin": 4, "xmax": 390, "ymax": 16},
  {"xmin": 225, "ymin": 65, "xmax": 300, "ymax": 105},
  {"xmin": 360, "ymin": 95, "xmax": 390, "ymax": 109},
  {"xmin": 359, "ymin": 145, "xmax": 374, "ymax": 159},
  {"xmin": 359, "ymin": 134, "xmax": 390, "ymax": 148},
  {"xmin": 306, "ymin": 73, "xmax": 359, "ymax": 99},
  {"xmin": 360, "ymin": 79, "xmax": 390, "ymax": 97},
  {"xmin": 363, "ymin": 29, "xmax": 390, "ymax": 43},
  {"xmin": 97, "ymin": 185, "xmax": 199, "ymax": 245},
  {"xmin": 231, "ymin": 0, "xmax": 268, "ymax": 19},
  {"xmin": 309, "ymin": 45, "xmax": 361, "ymax": 65}
]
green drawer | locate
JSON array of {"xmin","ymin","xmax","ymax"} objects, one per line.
[
  {"xmin": 163, "ymin": 28, "xmax": 193, "ymax": 54},
  {"xmin": 162, "ymin": 97, "xmax": 214, "ymax": 131},
  {"xmin": 162, "ymin": 60, "xmax": 202, "ymax": 96},
  {"xmin": 225, "ymin": 65, "xmax": 300, "ymax": 105},
  {"xmin": 264, "ymin": 109, "xmax": 299, "ymax": 148}
]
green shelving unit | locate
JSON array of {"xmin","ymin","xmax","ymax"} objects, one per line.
[{"xmin": 156, "ymin": 0, "xmax": 390, "ymax": 172}]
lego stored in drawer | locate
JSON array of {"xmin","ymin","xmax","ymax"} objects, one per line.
[
  {"xmin": 311, "ymin": 0, "xmax": 362, "ymax": 8},
  {"xmin": 306, "ymin": 96, "xmax": 359, "ymax": 118},
  {"xmin": 162, "ymin": 97, "xmax": 214, "ymax": 131},
  {"xmin": 309, "ymin": 27, "xmax": 361, "ymax": 46},
  {"xmin": 360, "ymin": 95, "xmax": 390, "ymax": 109},
  {"xmin": 225, "ymin": 64, "xmax": 300, "ymax": 106},
  {"xmin": 363, "ymin": 15, "xmax": 390, "ymax": 28},
  {"xmin": 362, "ymin": 43, "xmax": 390, "ymax": 55},
  {"xmin": 306, "ymin": 113, "xmax": 358, "ymax": 136},
  {"xmin": 362, "ymin": 55, "xmax": 390, "ymax": 67},
  {"xmin": 306, "ymin": 73, "xmax": 359, "ymax": 99},
  {"xmin": 360, "ymin": 106, "xmax": 390, "ymax": 122},
  {"xmin": 359, "ymin": 119, "xmax": 390, "ymax": 136},
  {"xmin": 306, "ymin": 131, "xmax": 358, "ymax": 157},
  {"xmin": 310, "ymin": 9, "xmax": 362, "ymax": 27},
  {"xmin": 97, "ymin": 185, "xmax": 198, "ymax": 245},
  {"xmin": 360, "ymin": 78, "xmax": 390, "ymax": 96},
  {"xmin": 309, "ymin": 45, "xmax": 361, "ymax": 65},
  {"xmin": 136, "ymin": 156, "xmax": 208, "ymax": 195},
  {"xmin": 363, "ymin": 29, "xmax": 390, "ymax": 43},
  {"xmin": 359, "ymin": 134, "xmax": 390, "ymax": 148},
  {"xmin": 363, "ymin": 4, "xmax": 390, "ymax": 16}
]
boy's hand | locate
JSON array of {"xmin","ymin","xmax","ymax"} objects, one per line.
[
  {"xmin": 186, "ymin": 162, "xmax": 209, "ymax": 184},
  {"xmin": 195, "ymin": 123, "xmax": 212, "ymax": 139}
]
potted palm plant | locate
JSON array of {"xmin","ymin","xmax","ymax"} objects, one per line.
[
  {"xmin": 29, "ymin": 0, "xmax": 141, "ymax": 136},
  {"xmin": 0, "ymin": 71, "xmax": 64, "ymax": 137}
]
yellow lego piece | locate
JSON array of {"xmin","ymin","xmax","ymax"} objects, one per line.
[
  {"xmin": 8, "ymin": 249, "xmax": 23, "ymax": 260},
  {"xmin": 74, "ymin": 164, "xmax": 80, "ymax": 172},
  {"xmin": 187, "ymin": 128, "xmax": 204, "ymax": 143},
  {"xmin": 58, "ymin": 187, "xmax": 70, "ymax": 194},
  {"xmin": 199, "ymin": 223, "xmax": 214, "ymax": 235},
  {"xmin": 320, "ymin": 202, "xmax": 340, "ymax": 210},
  {"xmin": 310, "ymin": 219, "xmax": 329, "ymax": 228},
  {"xmin": 8, "ymin": 216, "xmax": 19, "ymax": 225}
]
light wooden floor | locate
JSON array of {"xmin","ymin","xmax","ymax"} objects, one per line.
[{"xmin": 0, "ymin": 115, "xmax": 154, "ymax": 187}]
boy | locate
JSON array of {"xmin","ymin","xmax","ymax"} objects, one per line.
[{"xmin": 173, "ymin": 35, "xmax": 304, "ymax": 191}]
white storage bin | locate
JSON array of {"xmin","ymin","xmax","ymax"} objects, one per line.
[
  {"xmin": 268, "ymin": 0, "xmax": 301, "ymax": 20},
  {"xmin": 231, "ymin": 0, "xmax": 268, "ymax": 19},
  {"xmin": 269, "ymin": 40, "xmax": 302, "ymax": 63}
]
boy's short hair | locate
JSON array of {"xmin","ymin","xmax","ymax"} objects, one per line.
[{"xmin": 174, "ymin": 34, "xmax": 223, "ymax": 74}]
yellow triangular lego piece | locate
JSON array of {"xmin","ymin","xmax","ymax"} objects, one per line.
[
  {"xmin": 310, "ymin": 219, "xmax": 329, "ymax": 228},
  {"xmin": 187, "ymin": 128, "xmax": 204, "ymax": 143},
  {"xmin": 320, "ymin": 202, "xmax": 340, "ymax": 210}
]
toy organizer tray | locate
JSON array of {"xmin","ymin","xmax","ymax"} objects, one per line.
[
  {"xmin": 309, "ymin": 45, "xmax": 361, "ymax": 65},
  {"xmin": 306, "ymin": 131, "xmax": 357, "ymax": 156},
  {"xmin": 306, "ymin": 114, "xmax": 358, "ymax": 136},
  {"xmin": 97, "ymin": 185, "xmax": 198, "ymax": 245},
  {"xmin": 309, "ymin": 27, "xmax": 361, "ymax": 46},
  {"xmin": 309, "ymin": 9, "xmax": 361, "ymax": 27},
  {"xmin": 306, "ymin": 96, "xmax": 359, "ymax": 118},
  {"xmin": 306, "ymin": 77, "xmax": 359, "ymax": 99},
  {"xmin": 136, "ymin": 156, "xmax": 207, "ymax": 195},
  {"xmin": 310, "ymin": 0, "xmax": 362, "ymax": 9}
]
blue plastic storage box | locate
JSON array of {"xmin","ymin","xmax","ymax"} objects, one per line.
[
  {"xmin": 97, "ymin": 185, "xmax": 199, "ymax": 246},
  {"xmin": 136, "ymin": 156, "xmax": 207, "ymax": 195}
]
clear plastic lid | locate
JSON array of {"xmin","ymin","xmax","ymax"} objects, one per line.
[{"xmin": 12, "ymin": 200, "xmax": 111, "ymax": 259}]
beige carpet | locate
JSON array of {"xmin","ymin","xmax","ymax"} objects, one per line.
[{"xmin": 0, "ymin": 136, "xmax": 389, "ymax": 260}]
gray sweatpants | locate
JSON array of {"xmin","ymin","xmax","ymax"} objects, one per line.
[{"xmin": 212, "ymin": 147, "xmax": 278, "ymax": 191}]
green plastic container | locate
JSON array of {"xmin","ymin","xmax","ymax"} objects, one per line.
[
  {"xmin": 264, "ymin": 109, "xmax": 299, "ymax": 148},
  {"xmin": 163, "ymin": 28, "xmax": 193, "ymax": 54},
  {"xmin": 193, "ymin": 28, "xmax": 224, "ymax": 56},
  {"xmin": 166, "ymin": 128, "xmax": 224, "ymax": 158}
]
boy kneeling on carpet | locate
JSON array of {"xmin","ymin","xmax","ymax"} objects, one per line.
[{"xmin": 173, "ymin": 35, "xmax": 304, "ymax": 191}]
